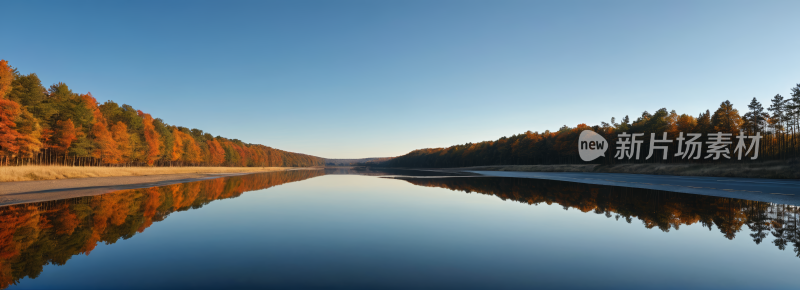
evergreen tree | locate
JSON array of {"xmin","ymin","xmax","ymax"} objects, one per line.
[
  {"xmin": 743, "ymin": 97, "xmax": 768, "ymax": 134},
  {"xmin": 789, "ymin": 84, "xmax": 800, "ymax": 135},
  {"xmin": 696, "ymin": 110, "xmax": 712, "ymax": 134},
  {"xmin": 710, "ymin": 100, "xmax": 742, "ymax": 133},
  {"xmin": 768, "ymin": 94, "xmax": 786, "ymax": 133},
  {"xmin": 7, "ymin": 74, "xmax": 57, "ymax": 126}
]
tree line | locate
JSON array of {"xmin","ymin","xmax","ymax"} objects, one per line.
[
  {"xmin": 0, "ymin": 170, "xmax": 325, "ymax": 288},
  {"xmin": 0, "ymin": 60, "xmax": 324, "ymax": 167},
  {"xmin": 379, "ymin": 83, "xmax": 800, "ymax": 168}
]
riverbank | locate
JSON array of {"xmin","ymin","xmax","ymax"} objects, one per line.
[
  {"xmin": 0, "ymin": 166, "xmax": 306, "ymax": 182},
  {"xmin": 466, "ymin": 170, "xmax": 800, "ymax": 205},
  {"xmin": 436, "ymin": 160, "xmax": 800, "ymax": 179},
  {"xmin": 0, "ymin": 167, "xmax": 320, "ymax": 206}
]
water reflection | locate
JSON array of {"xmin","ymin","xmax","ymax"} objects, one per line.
[
  {"xmin": 393, "ymin": 176, "xmax": 800, "ymax": 258},
  {"xmin": 1, "ymin": 168, "xmax": 799, "ymax": 289},
  {"xmin": 0, "ymin": 170, "xmax": 325, "ymax": 289},
  {"xmin": 324, "ymin": 167, "xmax": 474, "ymax": 176}
]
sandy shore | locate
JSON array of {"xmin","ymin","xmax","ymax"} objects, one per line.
[
  {"xmin": 431, "ymin": 160, "xmax": 800, "ymax": 179},
  {"xmin": 0, "ymin": 167, "xmax": 318, "ymax": 206},
  {"xmin": 0, "ymin": 166, "xmax": 304, "ymax": 182}
]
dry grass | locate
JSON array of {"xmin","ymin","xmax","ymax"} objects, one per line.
[
  {"xmin": 0, "ymin": 166, "xmax": 306, "ymax": 182},
  {"xmin": 454, "ymin": 159, "xmax": 800, "ymax": 179}
]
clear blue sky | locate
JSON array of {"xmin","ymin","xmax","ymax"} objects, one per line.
[{"xmin": 2, "ymin": 1, "xmax": 798, "ymax": 159}]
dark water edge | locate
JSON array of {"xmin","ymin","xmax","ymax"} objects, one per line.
[{"xmin": 0, "ymin": 169, "xmax": 798, "ymax": 289}]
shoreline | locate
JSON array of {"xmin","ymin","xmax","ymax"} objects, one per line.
[
  {"xmin": 0, "ymin": 166, "xmax": 312, "ymax": 182},
  {"xmin": 463, "ymin": 170, "xmax": 800, "ymax": 206},
  {"xmin": 0, "ymin": 167, "xmax": 320, "ymax": 206},
  {"xmin": 419, "ymin": 161, "xmax": 800, "ymax": 179}
]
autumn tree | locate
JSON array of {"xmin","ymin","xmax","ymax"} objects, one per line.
[
  {"xmin": 83, "ymin": 93, "xmax": 121, "ymax": 163},
  {"xmin": 666, "ymin": 110, "xmax": 680, "ymax": 137},
  {"xmin": 675, "ymin": 114, "xmax": 696, "ymax": 133},
  {"xmin": 138, "ymin": 111, "xmax": 161, "ymax": 165},
  {"xmin": 180, "ymin": 131, "xmax": 202, "ymax": 164},
  {"xmin": 170, "ymin": 127, "xmax": 184, "ymax": 161},
  {"xmin": 51, "ymin": 119, "xmax": 77, "ymax": 154},
  {"xmin": 14, "ymin": 108, "xmax": 43, "ymax": 158},
  {"xmin": 110, "ymin": 121, "xmax": 132, "ymax": 162},
  {"xmin": 0, "ymin": 99, "xmax": 22, "ymax": 157},
  {"xmin": 206, "ymin": 139, "xmax": 225, "ymax": 166},
  {"xmin": 0, "ymin": 60, "xmax": 13, "ymax": 98}
]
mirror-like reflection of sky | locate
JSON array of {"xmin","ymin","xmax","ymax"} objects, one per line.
[{"xmin": 6, "ymin": 171, "xmax": 800, "ymax": 289}]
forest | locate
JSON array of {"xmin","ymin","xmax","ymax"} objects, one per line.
[
  {"xmin": 0, "ymin": 170, "xmax": 325, "ymax": 288},
  {"xmin": 380, "ymin": 83, "xmax": 800, "ymax": 167},
  {"xmin": 0, "ymin": 60, "xmax": 324, "ymax": 167}
]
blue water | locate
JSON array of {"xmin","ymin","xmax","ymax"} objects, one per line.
[{"xmin": 5, "ymin": 170, "xmax": 799, "ymax": 289}]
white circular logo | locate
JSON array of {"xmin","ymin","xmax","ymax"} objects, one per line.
[{"xmin": 578, "ymin": 130, "xmax": 608, "ymax": 161}]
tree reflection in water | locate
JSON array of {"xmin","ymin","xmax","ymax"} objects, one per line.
[
  {"xmin": 1, "ymin": 170, "xmax": 798, "ymax": 289},
  {"xmin": 395, "ymin": 176, "xmax": 800, "ymax": 258},
  {"xmin": 0, "ymin": 170, "xmax": 325, "ymax": 289}
]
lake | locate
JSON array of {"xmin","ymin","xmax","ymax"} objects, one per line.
[{"xmin": 2, "ymin": 168, "xmax": 798, "ymax": 289}]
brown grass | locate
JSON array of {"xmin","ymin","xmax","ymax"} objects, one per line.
[
  {"xmin": 450, "ymin": 159, "xmax": 800, "ymax": 179},
  {"xmin": 0, "ymin": 166, "xmax": 306, "ymax": 182}
]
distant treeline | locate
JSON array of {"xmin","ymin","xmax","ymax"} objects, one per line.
[
  {"xmin": 0, "ymin": 60, "xmax": 324, "ymax": 167},
  {"xmin": 380, "ymin": 83, "xmax": 800, "ymax": 168},
  {"xmin": 327, "ymin": 157, "xmax": 394, "ymax": 166}
]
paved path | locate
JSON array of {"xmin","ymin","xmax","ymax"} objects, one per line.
[{"xmin": 469, "ymin": 171, "xmax": 800, "ymax": 205}]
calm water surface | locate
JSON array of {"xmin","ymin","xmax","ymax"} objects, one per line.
[{"xmin": 2, "ymin": 169, "xmax": 799, "ymax": 289}]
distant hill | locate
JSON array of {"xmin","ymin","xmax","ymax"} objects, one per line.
[{"xmin": 324, "ymin": 157, "xmax": 393, "ymax": 166}]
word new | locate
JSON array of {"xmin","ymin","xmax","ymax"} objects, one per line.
[
  {"xmin": 614, "ymin": 131, "xmax": 762, "ymax": 160},
  {"xmin": 578, "ymin": 130, "xmax": 609, "ymax": 161}
]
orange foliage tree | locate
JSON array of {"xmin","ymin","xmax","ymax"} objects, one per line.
[
  {"xmin": 14, "ymin": 109, "xmax": 43, "ymax": 158},
  {"xmin": 83, "ymin": 93, "xmax": 121, "ymax": 163},
  {"xmin": 182, "ymin": 134, "xmax": 202, "ymax": 164},
  {"xmin": 206, "ymin": 139, "xmax": 225, "ymax": 166},
  {"xmin": 137, "ymin": 111, "xmax": 160, "ymax": 165},
  {"xmin": 51, "ymin": 119, "xmax": 77, "ymax": 154},
  {"xmin": 110, "ymin": 121, "xmax": 132, "ymax": 162},
  {"xmin": 170, "ymin": 127, "xmax": 184, "ymax": 162},
  {"xmin": 0, "ymin": 99, "xmax": 22, "ymax": 157},
  {"xmin": 0, "ymin": 60, "xmax": 12, "ymax": 98}
]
